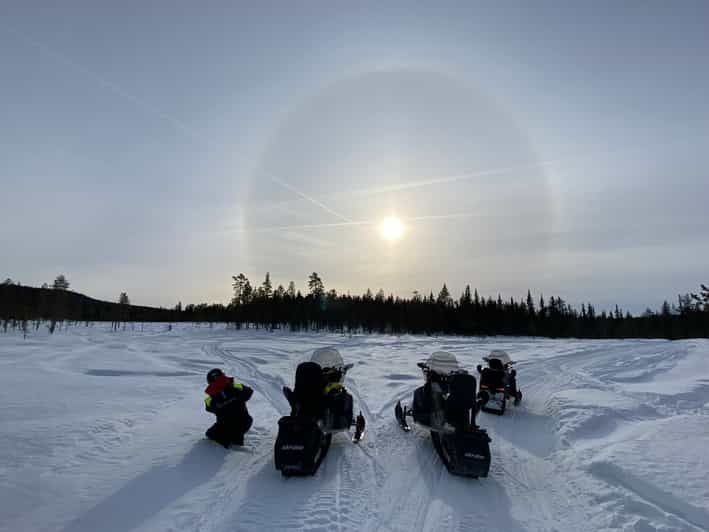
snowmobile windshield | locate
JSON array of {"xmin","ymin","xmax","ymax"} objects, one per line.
[
  {"xmin": 484, "ymin": 350, "xmax": 513, "ymax": 366},
  {"xmin": 425, "ymin": 351, "xmax": 459, "ymax": 374},
  {"xmin": 311, "ymin": 347, "xmax": 344, "ymax": 370}
]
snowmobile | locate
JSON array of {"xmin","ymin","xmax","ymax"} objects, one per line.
[
  {"xmin": 477, "ymin": 349, "xmax": 522, "ymax": 416},
  {"xmin": 394, "ymin": 351, "xmax": 492, "ymax": 478},
  {"xmin": 274, "ymin": 347, "xmax": 365, "ymax": 476}
]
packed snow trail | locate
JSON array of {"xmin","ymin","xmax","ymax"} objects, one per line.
[{"xmin": 1, "ymin": 325, "xmax": 707, "ymax": 531}]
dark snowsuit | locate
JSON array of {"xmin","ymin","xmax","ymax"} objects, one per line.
[{"xmin": 204, "ymin": 375, "xmax": 253, "ymax": 447}]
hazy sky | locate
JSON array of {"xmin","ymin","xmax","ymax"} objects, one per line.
[{"xmin": 2, "ymin": 1, "xmax": 708, "ymax": 312}]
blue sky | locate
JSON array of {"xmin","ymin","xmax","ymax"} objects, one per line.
[{"xmin": 1, "ymin": 1, "xmax": 708, "ymax": 312}]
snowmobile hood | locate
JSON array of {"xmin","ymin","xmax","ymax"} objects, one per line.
[{"xmin": 205, "ymin": 374, "xmax": 234, "ymax": 395}]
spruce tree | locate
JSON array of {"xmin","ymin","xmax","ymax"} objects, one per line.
[
  {"xmin": 461, "ymin": 285, "xmax": 472, "ymax": 306},
  {"xmin": 274, "ymin": 284, "xmax": 286, "ymax": 299},
  {"xmin": 526, "ymin": 290, "xmax": 535, "ymax": 316},
  {"xmin": 286, "ymin": 281, "xmax": 296, "ymax": 298},
  {"xmin": 437, "ymin": 284, "xmax": 452, "ymax": 306},
  {"xmin": 261, "ymin": 272, "xmax": 273, "ymax": 298},
  {"xmin": 308, "ymin": 272, "xmax": 324, "ymax": 299},
  {"xmin": 232, "ymin": 274, "xmax": 252, "ymax": 305},
  {"xmin": 53, "ymin": 275, "xmax": 70, "ymax": 290}
]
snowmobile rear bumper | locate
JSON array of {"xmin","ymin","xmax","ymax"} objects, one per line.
[
  {"xmin": 274, "ymin": 416, "xmax": 331, "ymax": 476},
  {"xmin": 432, "ymin": 429, "xmax": 491, "ymax": 478},
  {"xmin": 480, "ymin": 389, "xmax": 506, "ymax": 415}
]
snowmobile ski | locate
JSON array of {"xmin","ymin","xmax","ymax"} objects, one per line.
[
  {"xmin": 352, "ymin": 412, "xmax": 366, "ymax": 443},
  {"xmin": 395, "ymin": 401, "xmax": 411, "ymax": 431}
]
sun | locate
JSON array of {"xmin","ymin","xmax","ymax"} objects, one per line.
[{"xmin": 380, "ymin": 216, "xmax": 404, "ymax": 241}]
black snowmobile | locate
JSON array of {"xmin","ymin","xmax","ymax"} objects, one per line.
[
  {"xmin": 395, "ymin": 351, "xmax": 492, "ymax": 478},
  {"xmin": 476, "ymin": 350, "xmax": 522, "ymax": 416},
  {"xmin": 274, "ymin": 348, "xmax": 365, "ymax": 476}
]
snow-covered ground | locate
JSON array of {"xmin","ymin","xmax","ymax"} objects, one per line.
[{"xmin": 1, "ymin": 325, "xmax": 708, "ymax": 532}]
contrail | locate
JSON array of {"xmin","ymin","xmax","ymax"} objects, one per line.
[
  {"xmin": 230, "ymin": 219, "xmax": 373, "ymax": 233},
  {"xmin": 7, "ymin": 27, "xmax": 359, "ymax": 226},
  {"xmin": 254, "ymin": 158, "xmax": 564, "ymax": 214},
  {"xmin": 227, "ymin": 212, "xmax": 480, "ymax": 234},
  {"xmin": 404, "ymin": 213, "xmax": 480, "ymax": 222},
  {"xmin": 269, "ymin": 176, "xmax": 353, "ymax": 222},
  {"xmin": 335, "ymin": 131, "xmax": 709, "ymax": 199},
  {"xmin": 6, "ymin": 27, "xmax": 201, "ymax": 142},
  {"xmin": 343, "ymin": 159, "xmax": 563, "ymax": 197}
]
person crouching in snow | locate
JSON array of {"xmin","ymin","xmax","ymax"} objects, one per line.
[{"xmin": 204, "ymin": 368, "xmax": 253, "ymax": 447}]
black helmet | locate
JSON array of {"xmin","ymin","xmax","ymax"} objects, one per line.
[{"xmin": 207, "ymin": 368, "xmax": 224, "ymax": 384}]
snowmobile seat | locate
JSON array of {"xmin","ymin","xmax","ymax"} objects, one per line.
[
  {"xmin": 412, "ymin": 385, "xmax": 433, "ymax": 427},
  {"xmin": 445, "ymin": 373, "xmax": 477, "ymax": 430},
  {"xmin": 479, "ymin": 367, "xmax": 505, "ymax": 391},
  {"xmin": 412, "ymin": 381, "xmax": 447, "ymax": 429},
  {"xmin": 290, "ymin": 361, "xmax": 326, "ymax": 417},
  {"xmin": 479, "ymin": 367, "xmax": 508, "ymax": 414}
]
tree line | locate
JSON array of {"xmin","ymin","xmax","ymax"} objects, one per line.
[
  {"xmin": 222, "ymin": 273, "xmax": 709, "ymax": 339},
  {"xmin": 1, "ymin": 274, "xmax": 708, "ymax": 339}
]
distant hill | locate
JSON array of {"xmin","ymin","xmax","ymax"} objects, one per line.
[{"xmin": 0, "ymin": 284, "xmax": 175, "ymax": 322}]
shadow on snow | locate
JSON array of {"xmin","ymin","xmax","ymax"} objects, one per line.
[{"xmin": 63, "ymin": 440, "xmax": 225, "ymax": 532}]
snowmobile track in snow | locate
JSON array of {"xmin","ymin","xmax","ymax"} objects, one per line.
[
  {"xmin": 207, "ymin": 342, "xmax": 291, "ymax": 416},
  {"xmin": 1, "ymin": 328, "xmax": 708, "ymax": 532}
]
